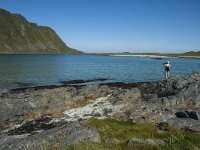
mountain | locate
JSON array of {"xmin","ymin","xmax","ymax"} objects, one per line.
[{"xmin": 0, "ymin": 8, "xmax": 82, "ymax": 54}]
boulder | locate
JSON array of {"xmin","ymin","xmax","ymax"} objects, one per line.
[
  {"xmin": 166, "ymin": 118, "xmax": 200, "ymax": 133},
  {"xmin": 105, "ymin": 138, "xmax": 120, "ymax": 144},
  {"xmin": 127, "ymin": 138, "xmax": 166, "ymax": 146},
  {"xmin": 0, "ymin": 121, "xmax": 100, "ymax": 150}
]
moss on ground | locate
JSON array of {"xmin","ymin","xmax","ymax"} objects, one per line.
[
  {"xmin": 42, "ymin": 119, "xmax": 200, "ymax": 150},
  {"xmin": 48, "ymin": 118, "xmax": 200, "ymax": 150}
]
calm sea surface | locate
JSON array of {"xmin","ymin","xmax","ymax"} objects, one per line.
[{"xmin": 0, "ymin": 55, "xmax": 199, "ymax": 90}]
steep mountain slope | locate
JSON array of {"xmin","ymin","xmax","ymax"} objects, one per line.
[{"xmin": 0, "ymin": 8, "xmax": 82, "ymax": 54}]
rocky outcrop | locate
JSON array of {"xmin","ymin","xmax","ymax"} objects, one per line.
[
  {"xmin": 0, "ymin": 8, "xmax": 82, "ymax": 54},
  {"xmin": 0, "ymin": 121, "xmax": 100, "ymax": 150},
  {"xmin": 0, "ymin": 72, "xmax": 200, "ymax": 149},
  {"xmin": 0, "ymin": 85, "xmax": 142, "ymax": 130}
]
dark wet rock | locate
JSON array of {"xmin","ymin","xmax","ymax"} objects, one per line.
[
  {"xmin": 185, "ymin": 111, "xmax": 199, "ymax": 120},
  {"xmin": 8, "ymin": 116, "xmax": 60, "ymax": 135},
  {"xmin": 61, "ymin": 78, "xmax": 108, "ymax": 85},
  {"xmin": 0, "ymin": 121, "xmax": 100, "ymax": 150},
  {"xmin": 175, "ymin": 111, "xmax": 200, "ymax": 120},
  {"xmin": 151, "ymin": 57, "xmax": 163, "ymax": 60},
  {"xmin": 9, "ymin": 84, "xmax": 82, "ymax": 95},
  {"xmin": 175, "ymin": 112, "xmax": 189, "ymax": 119}
]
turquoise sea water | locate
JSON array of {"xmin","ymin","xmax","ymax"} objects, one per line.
[{"xmin": 0, "ymin": 55, "xmax": 199, "ymax": 89}]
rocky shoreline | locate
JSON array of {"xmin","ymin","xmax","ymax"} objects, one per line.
[{"xmin": 0, "ymin": 72, "xmax": 200, "ymax": 149}]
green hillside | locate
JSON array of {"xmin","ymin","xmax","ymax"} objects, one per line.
[
  {"xmin": 180, "ymin": 51, "xmax": 200, "ymax": 56},
  {"xmin": 0, "ymin": 8, "xmax": 82, "ymax": 54}
]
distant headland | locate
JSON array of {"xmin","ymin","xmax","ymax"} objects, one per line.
[{"xmin": 0, "ymin": 8, "xmax": 82, "ymax": 54}]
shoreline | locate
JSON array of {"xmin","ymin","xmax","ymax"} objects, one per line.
[
  {"xmin": 1, "ymin": 53, "xmax": 200, "ymax": 59},
  {"xmin": 0, "ymin": 72, "xmax": 200, "ymax": 149},
  {"xmin": 110, "ymin": 54, "xmax": 200, "ymax": 59},
  {"xmin": 0, "ymin": 80, "xmax": 157, "ymax": 94},
  {"xmin": 0, "ymin": 74, "xmax": 195, "ymax": 92},
  {"xmin": 110, "ymin": 54, "xmax": 169, "ymax": 58}
]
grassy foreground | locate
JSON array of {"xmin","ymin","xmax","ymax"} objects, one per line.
[{"xmin": 50, "ymin": 118, "xmax": 200, "ymax": 150}]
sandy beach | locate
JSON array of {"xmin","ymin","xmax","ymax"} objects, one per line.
[{"xmin": 110, "ymin": 54, "xmax": 200, "ymax": 59}]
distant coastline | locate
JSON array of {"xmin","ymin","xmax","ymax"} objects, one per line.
[
  {"xmin": 110, "ymin": 54, "xmax": 200, "ymax": 59},
  {"xmin": 110, "ymin": 54, "xmax": 169, "ymax": 58},
  {"xmin": 98, "ymin": 51, "xmax": 200, "ymax": 59}
]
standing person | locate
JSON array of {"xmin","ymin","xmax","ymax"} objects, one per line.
[{"xmin": 163, "ymin": 61, "xmax": 171, "ymax": 79}]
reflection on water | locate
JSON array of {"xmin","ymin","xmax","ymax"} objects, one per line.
[{"xmin": 0, "ymin": 54, "xmax": 199, "ymax": 89}]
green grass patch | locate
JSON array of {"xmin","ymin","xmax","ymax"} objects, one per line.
[
  {"xmin": 86, "ymin": 118, "xmax": 169, "ymax": 141},
  {"xmin": 50, "ymin": 118, "xmax": 200, "ymax": 150},
  {"xmin": 82, "ymin": 118, "xmax": 168, "ymax": 150}
]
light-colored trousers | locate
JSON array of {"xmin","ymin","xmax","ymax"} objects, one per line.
[{"xmin": 165, "ymin": 71, "xmax": 170, "ymax": 79}]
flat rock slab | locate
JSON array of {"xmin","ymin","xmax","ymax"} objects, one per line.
[
  {"xmin": 7, "ymin": 116, "xmax": 61, "ymax": 135},
  {"xmin": 0, "ymin": 121, "xmax": 100, "ymax": 150},
  {"xmin": 166, "ymin": 118, "xmax": 200, "ymax": 133},
  {"xmin": 127, "ymin": 138, "xmax": 166, "ymax": 146}
]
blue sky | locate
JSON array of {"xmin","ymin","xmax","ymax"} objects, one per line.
[{"xmin": 0, "ymin": 0, "xmax": 200, "ymax": 53}]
